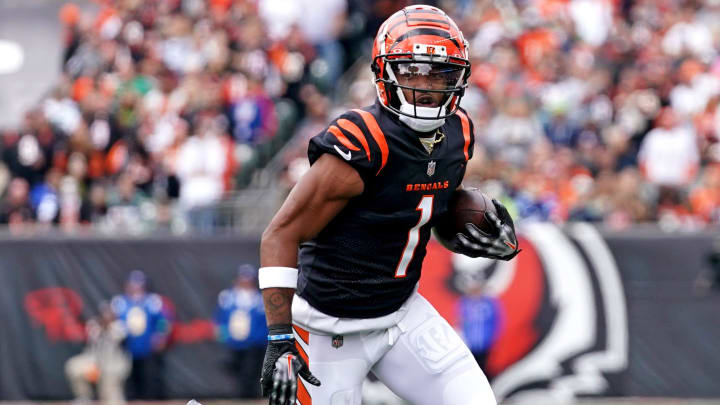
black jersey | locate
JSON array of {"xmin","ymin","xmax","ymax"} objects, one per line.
[{"xmin": 297, "ymin": 101, "xmax": 475, "ymax": 318}]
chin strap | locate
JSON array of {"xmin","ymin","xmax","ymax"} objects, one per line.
[
  {"xmin": 397, "ymin": 95, "xmax": 448, "ymax": 132},
  {"xmin": 398, "ymin": 104, "xmax": 446, "ymax": 132},
  {"xmin": 399, "ymin": 114, "xmax": 445, "ymax": 132}
]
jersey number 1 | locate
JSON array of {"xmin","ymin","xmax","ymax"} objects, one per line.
[{"xmin": 395, "ymin": 195, "xmax": 434, "ymax": 278}]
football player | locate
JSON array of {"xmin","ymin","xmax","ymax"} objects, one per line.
[{"xmin": 258, "ymin": 5, "xmax": 520, "ymax": 405}]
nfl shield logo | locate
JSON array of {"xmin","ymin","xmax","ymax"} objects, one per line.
[
  {"xmin": 427, "ymin": 161, "xmax": 436, "ymax": 177},
  {"xmin": 331, "ymin": 335, "xmax": 344, "ymax": 349}
]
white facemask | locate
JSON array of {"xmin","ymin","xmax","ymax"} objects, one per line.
[{"xmin": 398, "ymin": 104, "xmax": 446, "ymax": 133}]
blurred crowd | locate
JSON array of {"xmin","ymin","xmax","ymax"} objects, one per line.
[
  {"xmin": 283, "ymin": 0, "xmax": 720, "ymax": 230},
  {"xmin": 457, "ymin": 0, "xmax": 720, "ymax": 229},
  {"xmin": 0, "ymin": 0, "xmax": 352, "ymax": 233},
  {"xmin": 2, "ymin": 0, "xmax": 720, "ymax": 232}
]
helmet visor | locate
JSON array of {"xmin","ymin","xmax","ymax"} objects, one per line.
[{"xmin": 391, "ymin": 62, "xmax": 465, "ymax": 91}]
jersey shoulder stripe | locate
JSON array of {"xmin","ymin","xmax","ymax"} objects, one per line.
[
  {"xmin": 352, "ymin": 109, "xmax": 389, "ymax": 175},
  {"xmin": 308, "ymin": 109, "xmax": 382, "ymax": 181},
  {"xmin": 455, "ymin": 109, "xmax": 471, "ymax": 161},
  {"xmin": 337, "ymin": 119, "xmax": 371, "ymax": 161},
  {"xmin": 327, "ymin": 125, "xmax": 360, "ymax": 151}
]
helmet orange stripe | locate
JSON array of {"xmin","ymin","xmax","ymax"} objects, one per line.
[
  {"xmin": 327, "ymin": 125, "xmax": 361, "ymax": 152},
  {"xmin": 389, "ymin": 28, "xmax": 461, "ymax": 51},
  {"xmin": 352, "ymin": 109, "xmax": 389, "ymax": 174},
  {"xmin": 389, "ymin": 17, "xmax": 448, "ymax": 29},
  {"xmin": 337, "ymin": 119, "xmax": 371, "ymax": 161},
  {"xmin": 456, "ymin": 110, "xmax": 471, "ymax": 161}
]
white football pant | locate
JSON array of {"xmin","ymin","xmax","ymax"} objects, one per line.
[{"xmin": 291, "ymin": 290, "xmax": 497, "ymax": 405}]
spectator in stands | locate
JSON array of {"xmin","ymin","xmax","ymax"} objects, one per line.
[
  {"xmin": 30, "ymin": 168, "xmax": 62, "ymax": 226},
  {"xmin": 258, "ymin": 0, "xmax": 346, "ymax": 90},
  {"xmin": 662, "ymin": 4, "xmax": 715, "ymax": 62},
  {"xmin": 669, "ymin": 59, "xmax": 720, "ymax": 119},
  {"xmin": 111, "ymin": 270, "xmax": 170, "ymax": 400},
  {"xmin": 105, "ymin": 172, "xmax": 152, "ymax": 234},
  {"xmin": 227, "ymin": 75, "xmax": 278, "ymax": 145},
  {"xmin": 79, "ymin": 182, "xmax": 108, "ymax": 224},
  {"xmin": 65, "ymin": 301, "xmax": 130, "ymax": 405},
  {"xmin": 59, "ymin": 2, "xmax": 82, "ymax": 68},
  {"xmin": 175, "ymin": 112, "xmax": 234, "ymax": 230},
  {"xmin": 0, "ymin": 177, "xmax": 34, "ymax": 229},
  {"xmin": 638, "ymin": 107, "xmax": 700, "ymax": 188},
  {"xmin": 483, "ymin": 97, "xmax": 546, "ymax": 168},
  {"xmin": 214, "ymin": 264, "xmax": 267, "ymax": 398},
  {"xmin": 690, "ymin": 164, "xmax": 720, "ymax": 223}
]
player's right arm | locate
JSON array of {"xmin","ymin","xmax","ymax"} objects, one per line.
[
  {"xmin": 260, "ymin": 153, "xmax": 364, "ymax": 324},
  {"xmin": 258, "ymin": 153, "xmax": 363, "ymax": 401}
]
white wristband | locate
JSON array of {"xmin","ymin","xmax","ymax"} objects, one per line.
[{"xmin": 258, "ymin": 267, "xmax": 298, "ymax": 289}]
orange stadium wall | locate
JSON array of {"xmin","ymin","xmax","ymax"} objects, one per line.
[{"xmin": 0, "ymin": 225, "xmax": 718, "ymax": 401}]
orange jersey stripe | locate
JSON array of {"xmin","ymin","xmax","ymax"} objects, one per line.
[
  {"xmin": 456, "ymin": 110, "xmax": 471, "ymax": 161},
  {"xmin": 293, "ymin": 324, "xmax": 310, "ymax": 345},
  {"xmin": 297, "ymin": 379, "xmax": 312, "ymax": 405},
  {"xmin": 352, "ymin": 109, "xmax": 389, "ymax": 174},
  {"xmin": 327, "ymin": 125, "xmax": 360, "ymax": 151},
  {"xmin": 337, "ymin": 119, "xmax": 371, "ymax": 160},
  {"xmin": 295, "ymin": 340, "xmax": 309, "ymax": 365}
]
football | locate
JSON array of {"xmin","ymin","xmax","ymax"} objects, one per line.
[{"xmin": 434, "ymin": 188, "xmax": 497, "ymax": 251}]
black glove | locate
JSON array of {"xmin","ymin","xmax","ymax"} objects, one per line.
[
  {"xmin": 454, "ymin": 199, "xmax": 521, "ymax": 261},
  {"xmin": 269, "ymin": 353, "xmax": 303, "ymax": 405},
  {"xmin": 260, "ymin": 324, "xmax": 321, "ymax": 404}
]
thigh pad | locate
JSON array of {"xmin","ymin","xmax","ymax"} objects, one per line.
[{"xmin": 407, "ymin": 317, "xmax": 467, "ymax": 375}]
